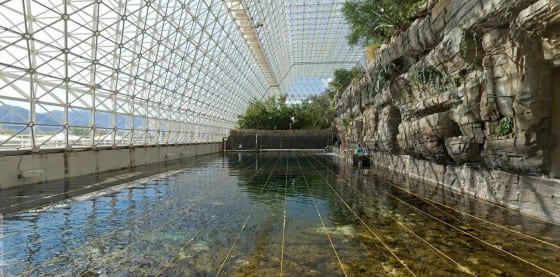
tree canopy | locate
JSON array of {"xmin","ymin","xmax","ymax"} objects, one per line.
[
  {"xmin": 329, "ymin": 66, "xmax": 364, "ymax": 92},
  {"xmin": 237, "ymin": 93, "xmax": 333, "ymax": 130},
  {"xmin": 342, "ymin": 0, "xmax": 426, "ymax": 46}
]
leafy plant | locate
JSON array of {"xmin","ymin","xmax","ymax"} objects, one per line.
[
  {"xmin": 342, "ymin": 118, "xmax": 350, "ymax": 130},
  {"xmin": 496, "ymin": 116, "xmax": 513, "ymax": 136},
  {"xmin": 342, "ymin": 0, "xmax": 427, "ymax": 46},
  {"xmin": 411, "ymin": 66, "xmax": 461, "ymax": 93}
]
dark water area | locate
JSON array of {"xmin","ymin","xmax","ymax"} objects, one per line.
[{"xmin": 1, "ymin": 152, "xmax": 559, "ymax": 276}]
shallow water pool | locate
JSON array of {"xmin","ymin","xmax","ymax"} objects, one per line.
[{"xmin": 2, "ymin": 152, "xmax": 560, "ymax": 276}]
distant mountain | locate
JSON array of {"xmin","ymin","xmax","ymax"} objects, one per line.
[
  {"xmin": 0, "ymin": 105, "xmax": 139, "ymax": 131},
  {"xmin": 0, "ymin": 105, "xmax": 29, "ymax": 125}
]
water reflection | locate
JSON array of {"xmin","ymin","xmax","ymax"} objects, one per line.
[{"xmin": 1, "ymin": 152, "xmax": 559, "ymax": 276}]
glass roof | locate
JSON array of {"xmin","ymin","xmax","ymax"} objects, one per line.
[
  {"xmin": 0, "ymin": 0, "xmax": 363, "ymax": 150},
  {"xmin": 247, "ymin": 0, "xmax": 363, "ymax": 101}
]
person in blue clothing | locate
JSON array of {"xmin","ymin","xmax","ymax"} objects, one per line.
[{"xmin": 354, "ymin": 143, "xmax": 363, "ymax": 154}]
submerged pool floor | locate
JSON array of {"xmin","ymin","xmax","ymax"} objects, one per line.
[{"xmin": 2, "ymin": 152, "xmax": 560, "ymax": 276}]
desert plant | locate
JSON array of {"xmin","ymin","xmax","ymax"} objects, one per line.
[
  {"xmin": 371, "ymin": 64, "xmax": 392, "ymax": 92},
  {"xmin": 411, "ymin": 66, "xmax": 461, "ymax": 93},
  {"xmin": 364, "ymin": 43, "xmax": 381, "ymax": 62}
]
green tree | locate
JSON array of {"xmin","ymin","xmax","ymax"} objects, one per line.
[
  {"xmin": 299, "ymin": 93, "xmax": 334, "ymax": 129},
  {"xmin": 238, "ymin": 96, "xmax": 289, "ymax": 130},
  {"xmin": 342, "ymin": 0, "xmax": 426, "ymax": 46},
  {"xmin": 237, "ymin": 93, "xmax": 334, "ymax": 130},
  {"xmin": 329, "ymin": 66, "xmax": 363, "ymax": 92}
]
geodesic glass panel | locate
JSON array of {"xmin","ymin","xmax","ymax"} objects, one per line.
[{"xmin": 0, "ymin": 0, "xmax": 362, "ymax": 150}]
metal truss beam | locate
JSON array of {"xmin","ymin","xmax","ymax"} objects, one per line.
[{"xmin": 0, "ymin": 0, "xmax": 362, "ymax": 151}]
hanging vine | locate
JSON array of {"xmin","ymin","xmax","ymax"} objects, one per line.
[{"xmin": 460, "ymin": 27, "xmax": 484, "ymax": 69}]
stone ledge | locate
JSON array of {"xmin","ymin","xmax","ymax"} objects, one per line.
[{"xmin": 368, "ymin": 151, "xmax": 560, "ymax": 223}]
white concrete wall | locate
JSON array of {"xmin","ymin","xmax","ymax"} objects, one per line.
[
  {"xmin": 0, "ymin": 153, "xmax": 66, "ymax": 188},
  {"xmin": 98, "ymin": 149, "xmax": 131, "ymax": 172},
  {"xmin": 180, "ymin": 144, "xmax": 197, "ymax": 158},
  {"xmin": 67, "ymin": 151, "xmax": 96, "ymax": 178},
  {"xmin": 0, "ymin": 142, "xmax": 221, "ymax": 190},
  {"xmin": 197, "ymin": 143, "xmax": 216, "ymax": 155}
]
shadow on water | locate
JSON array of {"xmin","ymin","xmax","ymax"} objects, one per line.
[{"xmin": 2, "ymin": 152, "xmax": 559, "ymax": 276}]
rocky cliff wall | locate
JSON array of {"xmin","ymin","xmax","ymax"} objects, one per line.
[{"xmin": 334, "ymin": 0, "xmax": 560, "ymax": 176}]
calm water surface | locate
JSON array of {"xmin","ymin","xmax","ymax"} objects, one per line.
[{"xmin": 1, "ymin": 152, "xmax": 560, "ymax": 276}]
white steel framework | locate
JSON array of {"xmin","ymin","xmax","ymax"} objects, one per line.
[{"xmin": 0, "ymin": 0, "xmax": 363, "ymax": 151}]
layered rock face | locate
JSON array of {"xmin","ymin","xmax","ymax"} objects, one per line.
[{"xmin": 334, "ymin": 0, "xmax": 560, "ymax": 176}]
